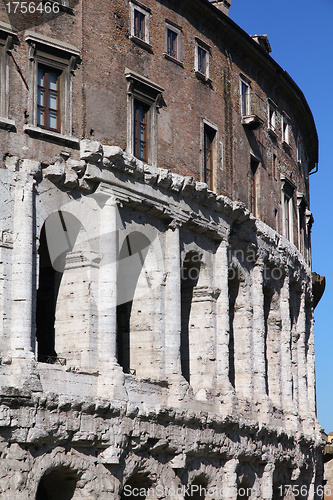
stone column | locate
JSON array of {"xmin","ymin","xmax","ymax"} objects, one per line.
[
  {"xmin": 297, "ymin": 291, "xmax": 308, "ymax": 421},
  {"xmin": 222, "ymin": 459, "xmax": 239, "ymax": 500},
  {"xmin": 280, "ymin": 272, "xmax": 295, "ymax": 417},
  {"xmin": 306, "ymin": 302, "xmax": 316, "ymax": 420},
  {"xmin": 164, "ymin": 222, "xmax": 181, "ymax": 377},
  {"xmin": 252, "ymin": 262, "xmax": 267, "ymax": 400},
  {"xmin": 98, "ymin": 196, "xmax": 119, "ymax": 365},
  {"xmin": 11, "ymin": 162, "xmax": 39, "ymax": 356},
  {"xmin": 261, "ymin": 463, "xmax": 275, "ymax": 500},
  {"xmin": 215, "ymin": 240, "xmax": 231, "ymax": 390}
]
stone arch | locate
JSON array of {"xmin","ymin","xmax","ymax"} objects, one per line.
[
  {"xmin": 228, "ymin": 262, "xmax": 252, "ymax": 398},
  {"xmin": 35, "ymin": 466, "xmax": 79, "ymax": 500},
  {"xmin": 289, "ymin": 280, "xmax": 302, "ymax": 405},
  {"xmin": 263, "ymin": 264, "xmax": 283, "ymax": 406},
  {"xmin": 36, "ymin": 210, "xmax": 95, "ymax": 367},
  {"xmin": 180, "ymin": 250, "xmax": 202, "ymax": 383},
  {"xmin": 185, "ymin": 473, "xmax": 208, "ymax": 500},
  {"xmin": 236, "ymin": 462, "xmax": 257, "ymax": 500},
  {"xmin": 28, "ymin": 448, "xmax": 98, "ymax": 500},
  {"xmin": 120, "ymin": 473, "xmax": 153, "ymax": 500},
  {"xmin": 116, "ymin": 225, "xmax": 164, "ymax": 378}
]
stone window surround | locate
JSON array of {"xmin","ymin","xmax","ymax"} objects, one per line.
[
  {"xmin": 0, "ymin": 22, "xmax": 18, "ymax": 131},
  {"xmin": 163, "ymin": 19, "xmax": 183, "ymax": 67},
  {"xmin": 281, "ymin": 112, "xmax": 291, "ymax": 148},
  {"xmin": 194, "ymin": 37, "xmax": 211, "ymax": 82},
  {"xmin": 267, "ymin": 98, "xmax": 277, "ymax": 137},
  {"xmin": 129, "ymin": 0, "xmax": 152, "ymax": 50},
  {"xmin": 201, "ymin": 118, "xmax": 218, "ymax": 191},
  {"xmin": 281, "ymin": 175, "xmax": 296, "ymax": 244},
  {"xmin": 24, "ymin": 31, "xmax": 80, "ymax": 147},
  {"xmin": 239, "ymin": 74, "xmax": 251, "ymax": 117},
  {"xmin": 125, "ymin": 68, "xmax": 164, "ymax": 167}
]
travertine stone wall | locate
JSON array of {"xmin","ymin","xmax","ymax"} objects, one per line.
[{"xmin": 0, "ymin": 142, "xmax": 323, "ymax": 498}]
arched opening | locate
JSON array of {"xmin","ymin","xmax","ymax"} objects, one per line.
[
  {"xmin": 228, "ymin": 268, "xmax": 240, "ymax": 388},
  {"xmin": 264, "ymin": 275, "xmax": 283, "ymax": 406},
  {"xmin": 180, "ymin": 251, "xmax": 201, "ymax": 383},
  {"xmin": 185, "ymin": 475, "xmax": 207, "ymax": 500},
  {"xmin": 116, "ymin": 232, "xmax": 152, "ymax": 374},
  {"xmin": 36, "ymin": 211, "xmax": 82, "ymax": 364},
  {"xmin": 36, "ymin": 467, "xmax": 78, "ymax": 500},
  {"xmin": 120, "ymin": 473, "xmax": 153, "ymax": 500},
  {"xmin": 290, "ymin": 283, "xmax": 301, "ymax": 403}
]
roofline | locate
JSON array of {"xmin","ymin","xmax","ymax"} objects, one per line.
[{"xmin": 169, "ymin": 0, "xmax": 319, "ymax": 166}]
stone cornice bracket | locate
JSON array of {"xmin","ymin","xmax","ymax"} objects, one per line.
[
  {"xmin": 168, "ymin": 219, "xmax": 182, "ymax": 230},
  {"xmin": 28, "ymin": 42, "xmax": 36, "ymax": 61}
]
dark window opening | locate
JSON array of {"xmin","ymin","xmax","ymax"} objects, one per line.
[
  {"xmin": 204, "ymin": 125, "xmax": 215, "ymax": 191},
  {"xmin": 117, "ymin": 232, "xmax": 151, "ymax": 374},
  {"xmin": 263, "ymin": 287, "xmax": 274, "ymax": 396},
  {"xmin": 250, "ymin": 157, "xmax": 259, "ymax": 217},
  {"xmin": 197, "ymin": 46, "xmax": 206, "ymax": 75},
  {"xmin": 167, "ymin": 28, "xmax": 177, "ymax": 58},
  {"xmin": 37, "ymin": 65, "xmax": 60, "ymax": 132},
  {"xmin": 36, "ymin": 225, "xmax": 62, "ymax": 363},
  {"xmin": 134, "ymin": 99, "xmax": 149, "ymax": 162},
  {"xmin": 134, "ymin": 9, "xmax": 145, "ymax": 40},
  {"xmin": 241, "ymin": 80, "xmax": 249, "ymax": 116},
  {"xmin": 228, "ymin": 270, "xmax": 239, "ymax": 388},
  {"xmin": 180, "ymin": 251, "xmax": 201, "ymax": 383}
]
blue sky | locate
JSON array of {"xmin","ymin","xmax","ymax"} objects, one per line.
[{"xmin": 230, "ymin": 0, "xmax": 333, "ymax": 432}]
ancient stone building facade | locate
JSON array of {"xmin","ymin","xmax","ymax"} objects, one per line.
[{"xmin": 0, "ymin": 0, "xmax": 324, "ymax": 498}]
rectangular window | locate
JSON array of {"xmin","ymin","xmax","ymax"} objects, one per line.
[
  {"xmin": 284, "ymin": 194, "xmax": 291, "ymax": 240},
  {"xmin": 37, "ymin": 65, "xmax": 60, "ymax": 132},
  {"xmin": 250, "ymin": 157, "xmax": 259, "ymax": 217},
  {"xmin": 134, "ymin": 100, "xmax": 149, "ymax": 162},
  {"xmin": 198, "ymin": 46, "xmax": 206, "ymax": 75},
  {"xmin": 204, "ymin": 125, "xmax": 216, "ymax": 190},
  {"xmin": 130, "ymin": 2, "xmax": 150, "ymax": 46},
  {"xmin": 134, "ymin": 9, "xmax": 145, "ymax": 40},
  {"xmin": 268, "ymin": 101, "xmax": 277, "ymax": 134},
  {"xmin": 167, "ymin": 28, "xmax": 178, "ymax": 58},
  {"xmin": 241, "ymin": 80, "xmax": 250, "ymax": 116},
  {"xmin": 195, "ymin": 38, "xmax": 210, "ymax": 80},
  {"xmin": 272, "ymin": 154, "xmax": 277, "ymax": 179},
  {"xmin": 282, "ymin": 115, "xmax": 290, "ymax": 145},
  {"xmin": 297, "ymin": 137, "xmax": 302, "ymax": 164},
  {"xmin": 282, "ymin": 178, "xmax": 295, "ymax": 242}
]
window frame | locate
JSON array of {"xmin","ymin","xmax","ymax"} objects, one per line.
[
  {"xmin": 37, "ymin": 64, "xmax": 61, "ymax": 133},
  {"xmin": 129, "ymin": 1, "xmax": 151, "ymax": 49},
  {"xmin": 250, "ymin": 156, "xmax": 260, "ymax": 218},
  {"xmin": 0, "ymin": 22, "xmax": 18, "ymax": 130},
  {"xmin": 201, "ymin": 119, "xmax": 218, "ymax": 191},
  {"xmin": 164, "ymin": 20, "xmax": 182, "ymax": 65},
  {"xmin": 240, "ymin": 78, "xmax": 250, "ymax": 117},
  {"xmin": 195, "ymin": 37, "xmax": 211, "ymax": 81},
  {"xmin": 24, "ymin": 31, "xmax": 80, "ymax": 144},
  {"xmin": 297, "ymin": 136, "xmax": 303, "ymax": 164},
  {"xmin": 125, "ymin": 68, "xmax": 164, "ymax": 167},
  {"xmin": 268, "ymin": 99, "xmax": 277, "ymax": 137},
  {"xmin": 281, "ymin": 175, "xmax": 295, "ymax": 243},
  {"xmin": 282, "ymin": 113, "xmax": 291, "ymax": 147}
]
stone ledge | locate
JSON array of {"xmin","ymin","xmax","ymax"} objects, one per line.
[{"xmin": 24, "ymin": 125, "xmax": 80, "ymax": 147}]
